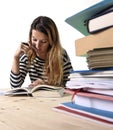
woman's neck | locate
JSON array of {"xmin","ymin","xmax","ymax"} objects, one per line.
[{"xmin": 36, "ymin": 53, "xmax": 47, "ymax": 60}]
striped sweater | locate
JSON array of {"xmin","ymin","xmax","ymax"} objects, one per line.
[{"xmin": 10, "ymin": 50, "xmax": 73, "ymax": 88}]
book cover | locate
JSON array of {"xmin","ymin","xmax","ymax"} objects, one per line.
[
  {"xmin": 87, "ymin": 6, "xmax": 113, "ymax": 33},
  {"xmin": 70, "ymin": 68, "xmax": 113, "ymax": 75},
  {"xmin": 65, "ymin": 0, "xmax": 113, "ymax": 36},
  {"xmin": 53, "ymin": 102, "xmax": 113, "ymax": 126},
  {"xmin": 75, "ymin": 27, "xmax": 113, "ymax": 56},
  {"xmin": 68, "ymin": 69, "xmax": 113, "ymax": 82}
]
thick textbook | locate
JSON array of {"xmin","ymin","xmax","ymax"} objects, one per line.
[
  {"xmin": 73, "ymin": 92, "xmax": 113, "ymax": 112},
  {"xmin": 75, "ymin": 27, "xmax": 113, "ymax": 56},
  {"xmin": 87, "ymin": 47, "xmax": 113, "ymax": 69},
  {"xmin": 65, "ymin": 0, "xmax": 113, "ymax": 36},
  {"xmin": 5, "ymin": 85, "xmax": 64, "ymax": 97},
  {"xmin": 87, "ymin": 6, "xmax": 113, "ymax": 33},
  {"xmin": 53, "ymin": 102, "xmax": 113, "ymax": 126}
]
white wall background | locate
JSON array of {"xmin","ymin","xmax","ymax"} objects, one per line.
[{"xmin": 0, "ymin": 0, "xmax": 101, "ymax": 88}]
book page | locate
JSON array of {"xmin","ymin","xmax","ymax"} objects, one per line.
[
  {"xmin": 32, "ymin": 89, "xmax": 64, "ymax": 98},
  {"xmin": 5, "ymin": 87, "xmax": 32, "ymax": 96},
  {"xmin": 31, "ymin": 84, "xmax": 62, "ymax": 93}
]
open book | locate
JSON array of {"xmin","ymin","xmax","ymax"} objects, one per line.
[{"xmin": 5, "ymin": 85, "xmax": 65, "ymax": 98}]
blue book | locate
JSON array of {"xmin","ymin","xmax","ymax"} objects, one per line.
[
  {"xmin": 65, "ymin": 0, "xmax": 113, "ymax": 36},
  {"xmin": 53, "ymin": 102, "xmax": 113, "ymax": 126},
  {"xmin": 70, "ymin": 68, "xmax": 113, "ymax": 75}
]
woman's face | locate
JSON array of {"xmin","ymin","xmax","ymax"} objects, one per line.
[{"xmin": 31, "ymin": 29, "xmax": 50, "ymax": 59}]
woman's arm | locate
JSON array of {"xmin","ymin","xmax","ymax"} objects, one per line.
[
  {"xmin": 11, "ymin": 43, "xmax": 29, "ymax": 74},
  {"xmin": 62, "ymin": 50, "xmax": 73, "ymax": 86},
  {"xmin": 10, "ymin": 43, "xmax": 30, "ymax": 88}
]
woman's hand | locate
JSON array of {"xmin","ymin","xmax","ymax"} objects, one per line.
[
  {"xmin": 11, "ymin": 42, "xmax": 31, "ymax": 74},
  {"xmin": 29, "ymin": 78, "xmax": 45, "ymax": 87},
  {"xmin": 14, "ymin": 42, "xmax": 30, "ymax": 59}
]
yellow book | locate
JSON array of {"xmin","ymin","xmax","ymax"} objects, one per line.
[{"xmin": 75, "ymin": 27, "xmax": 113, "ymax": 56}]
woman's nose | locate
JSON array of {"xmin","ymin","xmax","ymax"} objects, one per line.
[{"xmin": 35, "ymin": 41, "xmax": 41, "ymax": 48}]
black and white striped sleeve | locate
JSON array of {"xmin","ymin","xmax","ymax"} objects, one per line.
[
  {"xmin": 10, "ymin": 55, "xmax": 28, "ymax": 88},
  {"xmin": 62, "ymin": 49, "xmax": 73, "ymax": 84}
]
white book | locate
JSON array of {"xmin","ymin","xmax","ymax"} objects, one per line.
[
  {"xmin": 84, "ymin": 89, "xmax": 113, "ymax": 96},
  {"xmin": 73, "ymin": 92, "xmax": 113, "ymax": 112},
  {"xmin": 66, "ymin": 80, "xmax": 113, "ymax": 90},
  {"xmin": 87, "ymin": 7, "xmax": 113, "ymax": 33}
]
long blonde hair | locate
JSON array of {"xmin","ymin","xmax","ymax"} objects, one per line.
[{"xmin": 27, "ymin": 16, "xmax": 64, "ymax": 86}]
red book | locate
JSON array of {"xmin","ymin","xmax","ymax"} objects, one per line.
[{"xmin": 53, "ymin": 102, "xmax": 113, "ymax": 127}]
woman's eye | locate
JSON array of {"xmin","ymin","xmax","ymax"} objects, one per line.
[
  {"xmin": 33, "ymin": 38, "xmax": 37, "ymax": 42},
  {"xmin": 41, "ymin": 41, "xmax": 46, "ymax": 43}
]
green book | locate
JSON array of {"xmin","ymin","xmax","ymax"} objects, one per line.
[{"xmin": 65, "ymin": 0, "xmax": 113, "ymax": 36}]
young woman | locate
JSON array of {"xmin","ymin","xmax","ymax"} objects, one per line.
[{"xmin": 10, "ymin": 16, "xmax": 73, "ymax": 88}]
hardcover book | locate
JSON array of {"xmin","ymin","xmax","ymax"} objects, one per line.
[
  {"xmin": 75, "ymin": 27, "xmax": 113, "ymax": 56},
  {"xmin": 87, "ymin": 6, "xmax": 113, "ymax": 33},
  {"xmin": 53, "ymin": 102, "xmax": 113, "ymax": 127},
  {"xmin": 65, "ymin": 0, "xmax": 113, "ymax": 36}
]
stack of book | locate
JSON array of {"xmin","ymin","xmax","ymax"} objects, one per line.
[
  {"xmin": 65, "ymin": 0, "xmax": 113, "ymax": 36},
  {"xmin": 53, "ymin": 69, "xmax": 113, "ymax": 127},
  {"xmin": 65, "ymin": 0, "xmax": 113, "ymax": 56},
  {"xmin": 65, "ymin": 69, "xmax": 113, "ymax": 92},
  {"xmin": 86, "ymin": 47, "xmax": 113, "ymax": 69},
  {"xmin": 53, "ymin": 1, "xmax": 113, "ymax": 127}
]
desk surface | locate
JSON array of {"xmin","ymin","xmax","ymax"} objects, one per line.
[{"xmin": 0, "ymin": 92, "xmax": 112, "ymax": 130}]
